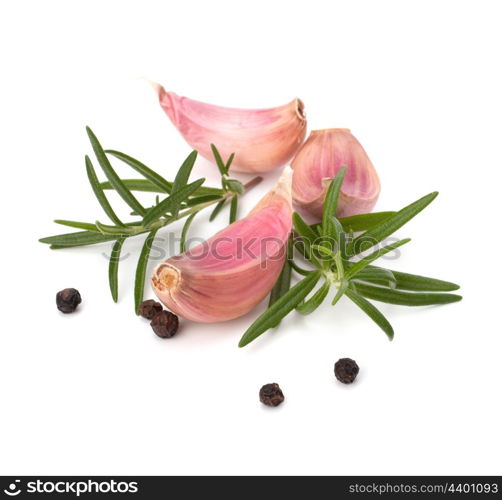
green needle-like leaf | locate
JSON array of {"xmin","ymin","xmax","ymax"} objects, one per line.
[
  {"xmin": 267, "ymin": 236, "xmax": 293, "ymax": 326},
  {"xmin": 293, "ymin": 212, "xmax": 322, "ymax": 264},
  {"xmin": 109, "ymin": 237, "xmax": 125, "ymax": 302},
  {"xmin": 350, "ymin": 266, "xmax": 396, "ymax": 288},
  {"xmin": 54, "ymin": 220, "xmax": 100, "ymax": 232},
  {"xmin": 296, "ymin": 279, "xmax": 330, "ymax": 315},
  {"xmin": 209, "ymin": 199, "xmax": 226, "ymax": 221},
  {"xmin": 367, "ymin": 266, "xmax": 460, "ymax": 292},
  {"xmin": 352, "ymin": 282, "xmax": 463, "ymax": 306},
  {"xmin": 39, "ymin": 230, "xmax": 117, "ymax": 247},
  {"xmin": 225, "ymin": 152, "xmax": 235, "ymax": 172},
  {"xmin": 170, "ymin": 151, "xmax": 198, "ymax": 217},
  {"xmin": 105, "ymin": 150, "xmax": 172, "ymax": 193},
  {"xmin": 86, "ymin": 127, "xmax": 146, "ymax": 216},
  {"xmin": 267, "ymin": 270, "xmax": 293, "ymax": 325},
  {"xmin": 134, "ymin": 228, "xmax": 159, "ymax": 314},
  {"xmin": 331, "ymin": 281, "xmax": 348, "ymax": 306},
  {"xmin": 101, "ymin": 178, "xmax": 169, "ymax": 193},
  {"xmin": 269, "ymin": 262, "xmax": 293, "ymax": 308},
  {"xmin": 183, "ymin": 194, "xmax": 223, "ymax": 208},
  {"xmin": 95, "ymin": 221, "xmax": 139, "ymax": 236},
  {"xmin": 349, "ymin": 192, "xmax": 438, "ymax": 255},
  {"xmin": 290, "ymin": 260, "xmax": 312, "ymax": 276},
  {"xmin": 293, "ymin": 212, "xmax": 319, "ymax": 244},
  {"xmin": 85, "ymin": 155, "xmax": 124, "ymax": 226},
  {"xmin": 345, "ymin": 238, "xmax": 411, "ymax": 279},
  {"xmin": 180, "ymin": 212, "xmax": 197, "ymax": 253},
  {"xmin": 322, "ymin": 167, "xmax": 347, "ymax": 239},
  {"xmin": 345, "ymin": 287, "xmax": 394, "ymax": 340},
  {"xmin": 229, "ymin": 195, "xmax": 238, "ymax": 223},
  {"xmin": 337, "ymin": 211, "xmax": 396, "ymax": 233},
  {"xmin": 239, "ymin": 271, "xmax": 321, "ymax": 347},
  {"xmin": 142, "ymin": 178, "xmax": 205, "ymax": 227},
  {"xmin": 210, "ymin": 144, "xmax": 228, "ymax": 175},
  {"xmin": 311, "ymin": 244, "xmax": 336, "ymax": 258},
  {"xmin": 100, "ymin": 179, "xmax": 223, "ymax": 196}
]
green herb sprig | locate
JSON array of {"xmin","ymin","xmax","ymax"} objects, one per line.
[
  {"xmin": 239, "ymin": 168, "xmax": 462, "ymax": 347},
  {"xmin": 39, "ymin": 127, "xmax": 262, "ymax": 313}
]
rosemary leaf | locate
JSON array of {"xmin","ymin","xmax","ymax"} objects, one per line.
[
  {"xmin": 85, "ymin": 155, "xmax": 124, "ymax": 226},
  {"xmin": 210, "ymin": 144, "xmax": 228, "ymax": 175},
  {"xmin": 368, "ymin": 266, "xmax": 460, "ymax": 292},
  {"xmin": 95, "ymin": 221, "xmax": 139, "ymax": 236},
  {"xmin": 229, "ymin": 195, "xmax": 238, "ymax": 223},
  {"xmin": 39, "ymin": 231, "xmax": 116, "ymax": 247},
  {"xmin": 101, "ymin": 178, "xmax": 169, "ymax": 193},
  {"xmin": 345, "ymin": 238, "xmax": 411, "ymax": 279},
  {"xmin": 142, "ymin": 178, "xmax": 205, "ymax": 227},
  {"xmin": 225, "ymin": 152, "xmax": 235, "ymax": 172},
  {"xmin": 269, "ymin": 262, "xmax": 293, "ymax": 308},
  {"xmin": 209, "ymin": 199, "xmax": 226, "ymax": 221},
  {"xmin": 268, "ymin": 236, "xmax": 294, "ymax": 320},
  {"xmin": 337, "ymin": 211, "xmax": 396, "ymax": 232},
  {"xmin": 350, "ymin": 266, "xmax": 396, "ymax": 288},
  {"xmin": 86, "ymin": 127, "xmax": 146, "ymax": 216},
  {"xmin": 331, "ymin": 281, "xmax": 348, "ymax": 306},
  {"xmin": 171, "ymin": 151, "xmax": 198, "ymax": 217},
  {"xmin": 54, "ymin": 220, "xmax": 99, "ymax": 232},
  {"xmin": 293, "ymin": 212, "xmax": 321, "ymax": 265},
  {"xmin": 100, "ymin": 179, "xmax": 223, "ymax": 196},
  {"xmin": 109, "ymin": 237, "xmax": 125, "ymax": 302},
  {"xmin": 290, "ymin": 260, "xmax": 312, "ymax": 276},
  {"xmin": 105, "ymin": 150, "xmax": 172, "ymax": 193},
  {"xmin": 134, "ymin": 228, "xmax": 159, "ymax": 314},
  {"xmin": 352, "ymin": 282, "xmax": 463, "ymax": 306},
  {"xmin": 183, "ymin": 194, "xmax": 222, "ymax": 208},
  {"xmin": 344, "ymin": 287, "xmax": 394, "ymax": 340},
  {"xmin": 322, "ymin": 167, "xmax": 347, "ymax": 243},
  {"xmin": 349, "ymin": 192, "xmax": 438, "ymax": 255},
  {"xmin": 296, "ymin": 279, "xmax": 330, "ymax": 315},
  {"xmin": 180, "ymin": 212, "xmax": 197, "ymax": 253},
  {"xmin": 238, "ymin": 271, "xmax": 322, "ymax": 347},
  {"xmin": 293, "ymin": 212, "xmax": 319, "ymax": 245}
]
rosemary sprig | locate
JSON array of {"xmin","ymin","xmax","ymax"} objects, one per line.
[
  {"xmin": 238, "ymin": 168, "xmax": 462, "ymax": 347},
  {"xmin": 40, "ymin": 127, "xmax": 262, "ymax": 310}
]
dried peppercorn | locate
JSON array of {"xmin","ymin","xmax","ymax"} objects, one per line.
[
  {"xmin": 139, "ymin": 299, "xmax": 163, "ymax": 320},
  {"xmin": 334, "ymin": 358, "xmax": 359, "ymax": 384},
  {"xmin": 259, "ymin": 383, "xmax": 285, "ymax": 407},
  {"xmin": 150, "ymin": 310, "xmax": 179, "ymax": 338},
  {"xmin": 56, "ymin": 288, "xmax": 82, "ymax": 313}
]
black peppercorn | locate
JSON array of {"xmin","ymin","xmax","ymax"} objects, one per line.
[
  {"xmin": 150, "ymin": 310, "xmax": 179, "ymax": 338},
  {"xmin": 56, "ymin": 288, "xmax": 82, "ymax": 313},
  {"xmin": 334, "ymin": 358, "xmax": 359, "ymax": 384},
  {"xmin": 259, "ymin": 383, "xmax": 285, "ymax": 407},
  {"xmin": 139, "ymin": 299, "xmax": 163, "ymax": 320}
]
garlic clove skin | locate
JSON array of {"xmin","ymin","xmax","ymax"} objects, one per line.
[
  {"xmin": 291, "ymin": 128, "xmax": 380, "ymax": 220},
  {"xmin": 151, "ymin": 168, "xmax": 293, "ymax": 322},
  {"xmin": 154, "ymin": 83, "xmax": 307, "ymax": 173}
]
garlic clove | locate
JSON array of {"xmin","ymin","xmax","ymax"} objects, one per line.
[
  {"xmin": 154, "ymin": 83, "xmax": 307, "ymax": 173},
  {"xmin": 151, "ymin": 168, "xmax": 293, "ymax": 322},
  {"xmin": 291, "ymin": 128, "xmax": 380, "ymax": 220}
]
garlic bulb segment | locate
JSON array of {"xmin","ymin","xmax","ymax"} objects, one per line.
[
  {"xmin": 151, "ymin": 168, "xmax": 293, "ymax": 322},
  {"xmin": 154, "ymin": 84, "xmax": 307, "ymax": 173},
  {"xmin": 291, "ymin": 129, "xmax": 380, "ymax": 220}
]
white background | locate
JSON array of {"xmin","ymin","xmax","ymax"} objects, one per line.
[{"xmin": 1, "ymin": 0, "xmax": 500, "ymax": 476}]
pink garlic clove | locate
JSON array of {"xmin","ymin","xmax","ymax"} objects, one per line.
[
  {"xmin": 291, "ymin": 128, "xmax": 381, "ymax": 220},
  {"xmin": 154, "ymin": 83, "xmax": 307, "ymax": 173},
  {"xmin": 151, "ymin": 168, "xmax": 293, "ymax": 322}
]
